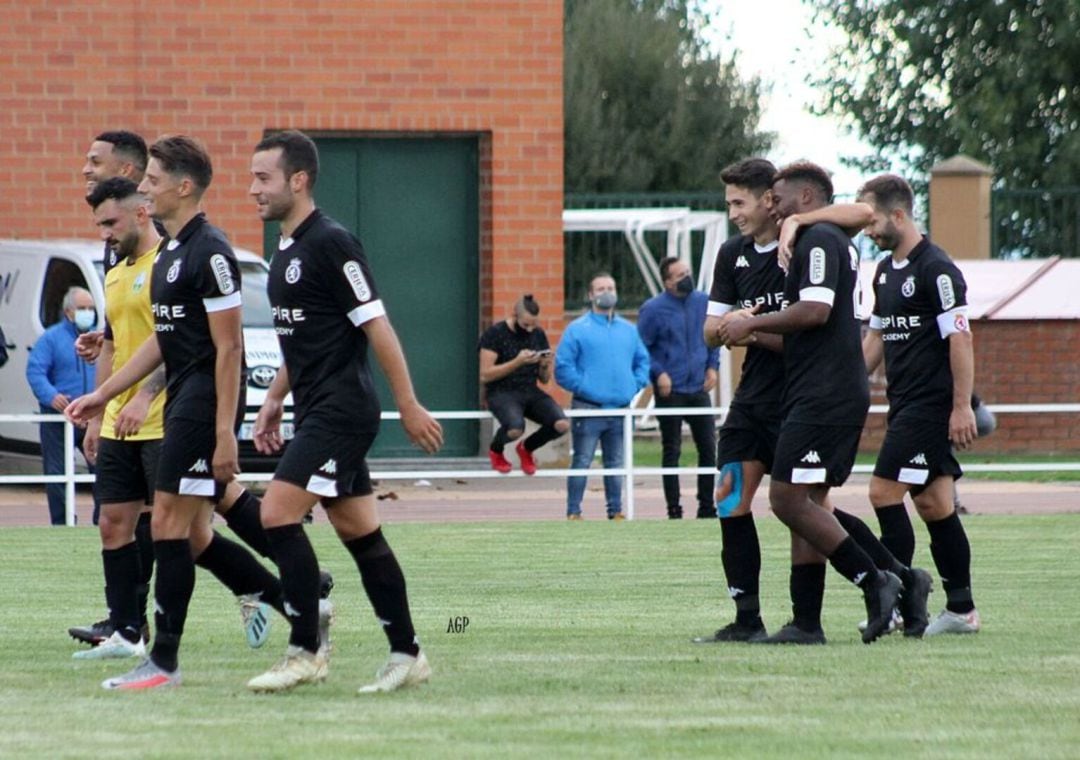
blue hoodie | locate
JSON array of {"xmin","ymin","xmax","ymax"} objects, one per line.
[
  {"xmin": 25, "ymin": 319, "xmax": 94, "ymax": 408},
  {"xmin": 636, "ymin": 289, "xmax": 719, "ymax": 394},
  {"xmin": 555, "ymin": 310, "xmax": 650, "ymax": 407}
]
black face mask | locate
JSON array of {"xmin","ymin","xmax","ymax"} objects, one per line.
[{"xmin": 675, "ymin": 275, "xmax": 694, "ymax": 296}]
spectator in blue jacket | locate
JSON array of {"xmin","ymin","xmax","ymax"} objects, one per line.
[
  {"xmin": 556, "ymin": 273, "xmax": 650, "ymax": 520},
  {"xmin": 26, "ymin": 286, "xmax": 100, "ymax": 525},
  {"xmin": 638, "ymin": 257, "xmax": 720, "ymax": 519}
]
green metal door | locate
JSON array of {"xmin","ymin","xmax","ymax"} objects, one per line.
[{"xmin": 264, "ymin": 135, "xmax": 480, "ymax": 457}]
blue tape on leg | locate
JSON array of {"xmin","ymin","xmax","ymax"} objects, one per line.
[{"xmin": 715, "ymin": 462, "xmax": 743, "ymax": 518}]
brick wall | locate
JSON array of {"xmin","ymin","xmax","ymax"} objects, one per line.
[
  {"xmin": 0, "ymin": 0, "xmax": 565, "ymax": 335},
  {"xmin": 860, "ymin": 319, "xmax": 1080, "ymax": 454}
]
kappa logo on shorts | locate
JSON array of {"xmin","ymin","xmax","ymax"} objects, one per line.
[
  {"xmin": 319, "ymin": 458, "xmax": 337, "ymax": 475},
  {"xmin": 808, "ymin": 247, "xmax": 826, "ymax": 285},
  {"xmin": 188, "ymin": 458, "xmax": 209, "ymax": 474},
  {"xmin": 210, "ymin": 254, "xmax": 236, "ymax": 295},
  {"xmin": 901, "ymin": 275, "xmax": 916, "ymax": 298},
  {"xmin": 285, "ymin": 257, "xmax": 302, "ymax": 285},
  {"xmin": 909, "ymin": 453, "xmax": 928, "ymax": 466},
  {"xmin": 166, "ymin": 258, "xmax": 181, "ymax": 283},
  {"xmin": 800, "ymin": 450, "xmax": 821, "ymax": 464},
  {"xmin": 735, "ymin": 256, "xmax": 750, "ymax": 269},
  {"xmin": 343, "ymin": 261, "xmax": 371, "ymax": 302}
]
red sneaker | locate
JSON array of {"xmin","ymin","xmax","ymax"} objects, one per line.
[
  {"xmin": 488, "ymin": 449, "xmax": 512, "ymax": 474},
  {"xmin": 515, "ymin": 441, "xmax": 537, "ymax": 476}
]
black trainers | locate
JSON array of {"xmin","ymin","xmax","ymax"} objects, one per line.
[
  {"xmin": 69, "ymin": 618, "xmax": 115, "ymax": 646},
  {"xmin": 318, "ymin": 569, "xmax": 334, "ymax": 600},
  {"xmin": 862, "ymin": 571, "xmax": 903, "ymax": 644},
  {"xmin": 667, "ymin": 506, "xmax": 683, "ymax": 520},
  {"xmin": 898, "ymin": 567, "xmax": 933, "ymax": 638},
  {"xmin": 750, "ymin": 621, "xmax": 826, "ymax": 645},
  {"xmin": 692, "ymin": 619, "xmax": 766, "ymax": 643},
  {"xmin": 696, "ymin": 505, "xmax": 717, "ymax": 519}
]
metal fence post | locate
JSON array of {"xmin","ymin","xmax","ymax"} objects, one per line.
[
  {"xmin": 64, "ymin": 419, "xmax": 76, "ymax": 526},
  {"xmin": 624, "ymin": 409, "xmax": 635, "ymax": 520}
]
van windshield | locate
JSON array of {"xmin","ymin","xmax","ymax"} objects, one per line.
[{"xmin": 93, "ymin": 260, "xmax": 275, "ymax": 328}]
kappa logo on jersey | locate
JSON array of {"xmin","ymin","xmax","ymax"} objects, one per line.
[
  {"xmin": 901, "ymin": 275, "xmax": 916, "ymax": 298},
  {"xmin": 848, "ymin": 245, "xmax": 859, "ymax": 271},
  {"xmin": 210, "ymin": 254, "xmax": 236, "ymax": 295},
  {"xmin": 937, "ymin": 274, "xmax": 956, "ymax": 309},
  {"xmin": 800, "ymin": 450, "xmax": 821, "ymax": 464},
  {"xmin": 166, "ymin": 239, "xmax": 180, "ymax": 251},
  {"xmin": 909, "ymin": 453, "xmax": 928, "ymax": 466},
  {"xmin": 319, "ymin": 458, "xmax": 337, "ymax": 475},
  {"xmin": 878, "ymin": 273, "xmax": 887, "ymax": 285},
  {"xmin": 188, "ymin": 458, "xmax": 209, "ymax": 473},
  {"xmin": 166, "ymin": 258, "xmax": 181, "ymax": 283},
  {"xmin": 285, "ymin": 257, "xmax": 302, "ymax": 284},
  {"xmin": 953, "ymin": 312, "xmax": 969, "ymax": 332},
  {"xmin": 808, "ymin": 247, "xmax": 826, "ymax": 285},
  {"xmin": 343, "ymin": 261, "xmax": 371, "ymax": 301},
  {"xmin": 133, "ymin": 272, "xmax": 146, "ymax": 293},
  {"xmin": 735, "ymin": 255, "xmax": 750, "ymax": 269}
]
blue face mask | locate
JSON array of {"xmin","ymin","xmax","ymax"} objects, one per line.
[{"xmin": 74, "ymin": 308, "xmax": 96, "ymax": 332}]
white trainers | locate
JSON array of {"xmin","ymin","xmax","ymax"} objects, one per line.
[
  {"xmin": 357, "ymin": 650, "xmax": 431, "ymax": 694},
  {"xmin": 317, "ymin": 598, "xmax": 335, "ymax": 657},
  {"xmin": 239, "ymin": 594, "xmax": 272, "ymax": 648},
  {"xmin": 925, "ymin": 608, "xmax": 981, "ymax": 636},
  {"xmin": 857, "ymin": 607, "xmax": 903, "ymax": 635},
  {"xmin": 247, "ymin": 645, "xmax": 328, "ymax": 693},
  {"xmin": 102, "ymin": 658, "xmax": 181, "ymax": 690},
  {"xmin": 74, "ymin": 630, "xmax": 146, "ymax": 660}
]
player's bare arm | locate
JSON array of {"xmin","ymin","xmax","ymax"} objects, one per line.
[
  {"xmin": 948, "ymin": 329, "xmax": 977, "ymax": 449},
  {"xmin": 65, "ymin": 334, "xmax": 163, "ymax": 425},
  {"xmin": 778, "ymin": 203, "xmax": 874, "ymax": 266},
  {"xmin": 863, "ymin": 328, "xmax": 884, "ymax": 373},
  {"xmin": 364, "ymin": 315, "xmax": 444, "ymax": 454},
  {"xmin": 253, "ymin": 363, "xmax": 290, "ymax": 455},
  {"xmin": 207, "ymin": 305, "xmax": 244, "ymax": 482},
  {"xmin": 718, "ymin": 300, "xmax": 830, "ymax": 346}
]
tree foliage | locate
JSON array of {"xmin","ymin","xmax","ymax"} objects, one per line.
[
  {"xmin": 564, "ymin": 0, "xmax": 774, "ymax": 192},
  {"xmin": 807, "ymin": 0, "xmax": 1080, "ymax": 188}
]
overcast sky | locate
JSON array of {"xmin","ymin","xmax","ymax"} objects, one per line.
[{"xmin": 700, "ymin": 0, "xmax": 875, "ymax": 195}]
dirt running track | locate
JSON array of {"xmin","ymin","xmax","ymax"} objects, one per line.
[{"xmin": 2, "ymin": 475, "xmax": 1076, "ymax": 527}]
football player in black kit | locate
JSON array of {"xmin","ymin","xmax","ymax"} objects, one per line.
[
  {"xmin": 719, "ymin": 161, "xmax": 914, "ymax": 644},
  {"xmin": 68, "ymin": 135, "xmax": 290, "ymax": 689},
  {"xmin": 246, "ymin": 130, "xmax": 443, "ymax": 693},
  {"xmin": 858, "ymin": 174, "xmax": 980, "ymax": 636}
]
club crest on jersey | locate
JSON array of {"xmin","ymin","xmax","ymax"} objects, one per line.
[
  {"xmin": 133, "ymin": 272, "xmax": 146, "ymax": 293},
  {"xmin": 285, "ymin": 258, "xmax": 302, "ymax": 285},
  {"xmin": 901, "ymin": 275, "xmax": 916, "ymax": 298},
  {"xmin": 735, "ymin": 256, "xmax": 750, "ymax": 269},
  {"xmin": 210, "ymin": 254, "xmax": 236, "ymax": 295},
  {"xmin": 108, "ymin": 250, "xmax": 117, "ymax": 268},
  {"xmin": 343, "ymin": 261, "xmax": 371, "ymax": 301},
  {"xmin": 808, "ymin": 247, "xmax": 826, "ymax": 285},
  {"xmin": 166, "ymin": 258, "xmax": 181, "ymax": 283},
  {"xmin": 937, "ymin": 274, "xmax": 956, "ymax": 309}
]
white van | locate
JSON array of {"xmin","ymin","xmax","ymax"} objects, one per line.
[{"xmin": 0, "ymin": 239, "xmax": 291, "ymax": 467}]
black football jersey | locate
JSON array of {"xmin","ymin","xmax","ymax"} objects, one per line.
[
  {"xmin": 267, "ymin": 209, "xmax": 382, "ymax": 429},
  {"xmin": 871, "ymin": 237, "xmax": 969, "ymax": 421},
  {"xmin": 781, "ymin": 223, "xmax": 869, "ymax": 426},
  {"xmin": 708, "ymin": 235, "xmax": 786, "ymax": 405},
  {"xmin": 151, "ymin": 213, "xmax": 242, "ymax": 421}
]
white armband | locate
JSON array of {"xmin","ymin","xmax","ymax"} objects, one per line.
[
  {"xmin": 800, "ymin": 287, "xmax": 834, "ymax": 306},
  {"xmin": 707, "ymin": 301, "xmax": 734, "ymax": 317},
  {"xmin": 204, "ymin": 292, "xmax": 242, "ymax": 313},
  {"xmin": 868, "ymin": 314, "xmax": 884, "ymax": 330},
  {"xmin": 347, "ymin": 299, "xmax": 387, "ymax": 327},
  {"xmin": 937, "ymin": 307, "xmax": 970, "ymax": 338}
]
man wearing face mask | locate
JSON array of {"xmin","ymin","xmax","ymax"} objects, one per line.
[
  {"xmin": 26, "ymin": 286, "xmax": 102, "ymax": 525},
  {"xmin": 637, "ymin": 257, "xmax": 719, "ymax": 519},
  {"xmin": 478, "ymin": 294, "xmax": 569, "ymax": 475},
  {"xmin": 555, "ymin": 273, "xmax": 650, "ymax": 520}
]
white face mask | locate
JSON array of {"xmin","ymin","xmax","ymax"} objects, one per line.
[{"xmin": 73, "ymin": 308, "xmax": 96, "ymax": 332}]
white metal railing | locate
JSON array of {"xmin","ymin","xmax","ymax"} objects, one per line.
[{"xmin": 2, "ymin": 403, "xmax": 1079, "ymax": 524}]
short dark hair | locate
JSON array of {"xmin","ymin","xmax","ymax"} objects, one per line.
[
  {"xmin": 85, "ymin": 177, "xmax": 141, "ymax": 209},
  {"xmin": 773, "ymin": 160, "xmax": 834, "ymax": 203},
  {"xmin": 255, "ymin": 129, "xmax": 319, "ymax": 190},
  {"xmin": 95, "ymin": 131, "xmax": 148, "ymax": 174},
  {"xmin": 659, "ymin": 256, "xmax": 681, "ymax": 281},
  {"xmin": 589, "ymin": 271, "xmax": 613, "ymax": 290},
  {"xmin": 149, "ymin": 135, "xmax": 213, "ymax": 194},
  {"xmin": 720, "ymin": 157, "xmax": 777, "ymax": 195},
  {"xmin": 857, "ymin": 173, "xmax": 915, "ymax": 215},
  {"xmin": 515, "ymin": 293, "xmax": 540, "ymax": 317}
]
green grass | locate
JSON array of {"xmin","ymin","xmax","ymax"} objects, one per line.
[
  {"xmin": 634, "ymin": 439, "xmax": 1080, "ymax": 482},
  {"xmin": 2, "ymin": 517, "xmax": 1079, "ymax": 758}
]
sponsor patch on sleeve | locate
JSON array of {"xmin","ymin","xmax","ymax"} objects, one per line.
[
  {"xmin": 936, "ymin": 274, "xmax": 956, "ymax": 310},
  {"xmin": 809, "ymin": 247, "xmax": 826, "ymax": 285},
  {"xmin": 343, "ymin": 261, "xmax": 371, "ymax": 302},
  {"xmin": 210, "ymin": 254, "xmax": 236, "ymax": 295}
]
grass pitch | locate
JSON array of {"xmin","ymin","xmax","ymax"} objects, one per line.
[{"xmin": 1, "ymin": 514, "xmax": 1078, "ymax": 758}]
